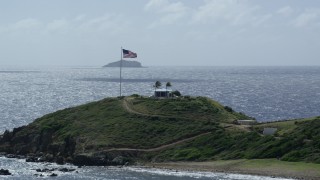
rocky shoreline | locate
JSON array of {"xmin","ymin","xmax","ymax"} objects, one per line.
[
  {"xmin": 1, "ymin": 152, "xmax": 319, "ymax": 179},
  {"xmin": 2, "ymin": 152, "xmax": 133, "ymax": 167},
  {"xmin": 0, "ymin": 154, "xmax": 79, "ymax": 177}
]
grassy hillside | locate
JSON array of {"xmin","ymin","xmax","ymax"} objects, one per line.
[
  {"xmin": 252, "ymin": 117, "xmax": 315, "ymax": 135},
  {"xmin": 0, "ymin": 95, "xmax": 250, "ymax": 162},
  {"xmin": 15, "ymin": 97, "xmax": 224, "ymax": 150},
  {"xmin": 1, "ymin": 95, "xmax": 319, "ymax": 166},
  {"xmin": 128, "ymin": 96, "xmax": 250, "ymax": 123},
  {"xmin": 150, "ymin": 116, "xmax": 320, "ymax": 163}
]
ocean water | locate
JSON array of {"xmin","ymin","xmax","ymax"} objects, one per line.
[{"xmin": 0, "ymin": 65, "xmax": 319, "ymax": 179}]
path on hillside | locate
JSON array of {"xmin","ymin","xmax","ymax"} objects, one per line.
[
  {"xmin": 117, "ymin": 97, "xmax": 249, "ymax": 153},
  {"xmin": 103, "ymin": 132, "xmax": 211, "ymax": 152},
  {"xmin": 220, "ymin": 123, "xmax": 251, "ymax": 132},
  {"xmin": 123, "ymin": 97, "xmax": 251, "ymax": 131},
  {"xmin": 115, "ymin": 97, "xmax": 212, "ymax": 152},
  {"xmin": 122, "ymin": 97, "xmax": 147, "ymax": 116},
  {"xmin": 122, "ymin": 97, "xmax": 180, "ymax": 119},
  {"xmin": 122, "ymin": 97, "xmax": 213, "ymax": 120}
]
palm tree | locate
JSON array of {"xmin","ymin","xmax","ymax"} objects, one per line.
[
  {"xmin": 154, "ymin": 81, "xmax": 161, "ymax": 91},
  {"xmin": 166, "ymin": 82, "xmax": 172, "ymax": 97},
  {"xmin": 153, "ymin": 81, "xmax": 162, "ymax": 97}
]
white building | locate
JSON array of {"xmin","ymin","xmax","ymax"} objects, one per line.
[{"xmin": 154, "ymin": 89, "xmax": 172, "ymax": 98}]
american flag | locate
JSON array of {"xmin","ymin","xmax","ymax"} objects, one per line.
[{"xmin": 122, "ymin": 49, "xmax": 137, "ymax": 58}]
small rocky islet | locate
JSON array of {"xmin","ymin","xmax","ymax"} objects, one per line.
[{"xmin": 103, "ymin": 60, "xmax": 143, "ymax": 68}]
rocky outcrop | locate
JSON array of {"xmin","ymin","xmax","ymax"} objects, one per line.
[
  {"xmin": 0, "ymin": 126, "xmax": 79, "ymax": 165},
  {"xmin": 0, "ymin": 169, "xmax": 11, "ymax": 175},
  {"xmin": 72, "ymin": 151, "xmax": 136, "ymax": 166},
  {"xmin": 0, "ymin": 126, "xmax": 136, "ymax": 166}
]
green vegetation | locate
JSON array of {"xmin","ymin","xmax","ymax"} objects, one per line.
[
  {"xmin": 129, "ymin": 96, "xmax": 250, "ymax": 123},
  {"xmin": 151, "ymin": 116, "xmax": 320, "ymax": 164},
  {"xmin": 27, "ymin": 97, "xmax": 220, "ymax": 150},
  {"xmin": 6, "ymin": 96, "xmax": 249, "ymax": 156},
  {"xmin": 1, "ymin": 95, "xmax": 320, "ymax": 168},
  {"xmin": 153, "ymin": 81, "xmax": 162, "ymax": 91},
  {"xmin": 171, "ymin": 90, "xmax": 181, "ymax": 97},
  {"xmin": 165, "ymin": 82, "xmax": 172, "ymax": 90},
  {"xmin": 253, "ymin": 117, "xmax": 315, "ymax": 135}
]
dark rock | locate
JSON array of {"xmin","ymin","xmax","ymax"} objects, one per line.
[
  {"xmin": 65, "ymin": 156, "xmax": 73, "ymax": 163},
  {"xmin": 59, "ymin": 168, "xmax": 75, "ymax": 172},
  {"xmin": 49, "ymin": 173, "xmax": 58, "ymax": 177},
  {"xmin": 1, "ymin": 130, "xmax": 12, "ymax": 142},
  {"xmin": 44, "ymin": 154, "xmax": 54, "ymax": 162},
  {"xmin": 55, "ymin": 156, "xmax": 64, "ymax": 165},
  {"xmin": 37, "ymin": 156, "xmax": 47, "ymax": 162},
  {"xmin": 73, "ymin": 154, "xmax": 109, "ymax": 166},
  {"xmin": 62, "ymin": 136, "xmax": 76, "ymax": 156},
  {"xmin": 47, "ymin": 144, "xmax": 61, "ymax": 155},
  {"xmin": 72, "ymin": 154, "xmax": 97, "ymax": 166},
  {"xmin": 34, "ymin": 174, "xmax": 44, "ymax": 177},
  {"xmin": 38, "ymin": 130, "xmax": 54, "ymax": 152},
  {"xmin": 35, "ymin": 168, "xmax": 54, "ymax": 172},
  {"xmin": 5, "ymin": 154, "xmax": 16, "ymax": 158},
  {"xmin": 26, "ymin": 156, "xmax": 37, "ymax": 162},
  {"xmin": 72, "ymin": 152, "xmax": 135, "ymax": 166},
  {"xmin": 0, "ymin": 169, "xmax": 11, "ymax": 175},
  {"xmin": 16, "ymin": 155, "xmax": 26, "ymax": 159},
  {"xmin": 112, "ymin": 156, "xmax": 125, "ymax": 165}
]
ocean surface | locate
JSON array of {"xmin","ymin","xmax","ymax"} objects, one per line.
[{"xmin": 0, "ymin": 65, "xmax": 319, "ymax": 179}]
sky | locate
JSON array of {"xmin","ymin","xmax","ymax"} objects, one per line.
[{"xmin": 0, "ymin": 0, "xmax": 320, "ymax": 66}]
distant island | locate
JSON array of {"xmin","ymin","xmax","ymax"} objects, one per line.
[{"xmin": 103, "ymin": 60, "xmax": 143, "ymax": 68}]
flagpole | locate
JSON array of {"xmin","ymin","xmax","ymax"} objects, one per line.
[{"xmin": 120, "ymin": 47, "xmax": 123, "ymax": 97}]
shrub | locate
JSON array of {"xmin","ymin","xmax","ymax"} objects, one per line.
[
  {"xmin": 172, "ymin": 90, "xmax": 181, "ymax": 97},
  {"xmin": 131, "ymin": 94, "xmax": 140, "ymax": 98},
  {"xmin": 224, "ymin": 106, "xmax": 233, "ymax": 112}
]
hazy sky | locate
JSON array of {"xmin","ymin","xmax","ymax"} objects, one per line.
[{"xmin": 1, "ymin": 0, "xmax": 320, "ymax": 66}]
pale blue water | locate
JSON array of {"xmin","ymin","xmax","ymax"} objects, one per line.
[{"xmin": 1, "ymin": 65, "xmax": 318, "ymax": 179}]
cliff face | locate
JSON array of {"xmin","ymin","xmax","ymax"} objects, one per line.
[
  {"xmin": 103, "ymin": 60, "xmax": 142, "ymax": 67},
  {"xmin": 0, "ymin": 125, "xmax": 76, "ymax": 163},
  {"xmin": 0, "ymin": 112, "xmax": 136, "ymax": 166}
]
